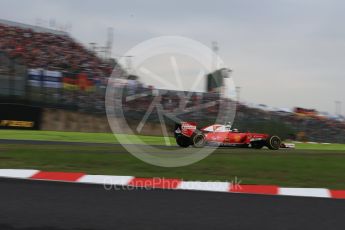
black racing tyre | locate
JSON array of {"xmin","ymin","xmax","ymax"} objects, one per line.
[
  {"xmin": 251, "ymin": 142, "xmax": 264, "ymax": 149},
  {"xmin": 266, "ymin": 136, "xmax": 281, "ymax": 150},
  {"xmin": 192, "ymin": 133, "xmax": 205, "ymax": 148},
  {"xmin": 176, "ymin": 135, "xmax": 190, "ymax": 148}
]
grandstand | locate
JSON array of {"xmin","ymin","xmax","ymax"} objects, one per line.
[
  {"xmin": 0, "ymin": 19, "xmax": 114, "ymax": 112},
  {"xmin": 0, "ymin": 19, "xmax": 345, "ymax": 143}
]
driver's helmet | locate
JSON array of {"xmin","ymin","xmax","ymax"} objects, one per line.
[
  {"xmin": 233, "ymin": 128, "xmax": 239, "ymax": 133},
  {"xmin": 225, "ymin": 122, "xmax": 232, "ymax": 130}
]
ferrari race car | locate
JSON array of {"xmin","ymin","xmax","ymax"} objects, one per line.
[{"xmin": 174, "ymin": 122, "xmax": 295, "ymax": 150}]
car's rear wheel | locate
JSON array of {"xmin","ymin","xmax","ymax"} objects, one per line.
[
  {"xmin": 266, "ymin": 136, "xmax": 281, "ymax": 150},
  {"xmin": 176, "ymin": 135, "xmax": 190, "ymax": 148},
  {"xmin": 192, "ymin": 133, "xmax": 206, "ymax": 148}
]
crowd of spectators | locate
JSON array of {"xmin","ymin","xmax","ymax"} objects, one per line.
[
  {"xmin": 0, "ymin": 21, "xmax": 114, "ymax": 112},
  {"xmin": 0, "ymin": 55, "xmax": 10, "ymax": 75},
  {"xmin": 0, "ymin": 22, "xmax": 113, "ymax": 78}
]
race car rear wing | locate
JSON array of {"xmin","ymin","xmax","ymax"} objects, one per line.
[{"xmin": 174, "ymin": 122, "xmax": 197, "ymax": 138}]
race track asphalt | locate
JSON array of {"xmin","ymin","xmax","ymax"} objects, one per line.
[{"xmin": 0, "ymin": 178, "xmax": 344, "ymax": 230}]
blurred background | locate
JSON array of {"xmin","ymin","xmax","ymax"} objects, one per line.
[{"xmin": 1, "ymin": 1, "xmax": 345, "ymax": 143}]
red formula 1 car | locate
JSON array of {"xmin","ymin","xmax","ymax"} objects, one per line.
[{"xmin": 174, "ymin": 122, "xmax": 294, "ymax": 150}]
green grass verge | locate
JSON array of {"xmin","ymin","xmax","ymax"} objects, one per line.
[
  {"xmin": 0, "ymin": 130, "xmax": 345, "ymax": 189},
  {"xmin": 0, "ymin": 130, "xmax": 175, "ymax": 145},
  {"xmin": 1, "ymin": 130, "xmax": 345, "ymax": 151},
  {"xmin": 295, "ymin": 142, "xmax": 345, "ymax": 151},
  {"xmin": 0, "ymin": 143, "xmax": 344, "ymax": 189}
]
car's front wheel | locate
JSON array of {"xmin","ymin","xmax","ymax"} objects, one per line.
[{"xmin": 266, "ymin": 136, "xmax": 281, "ymax": 150}]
